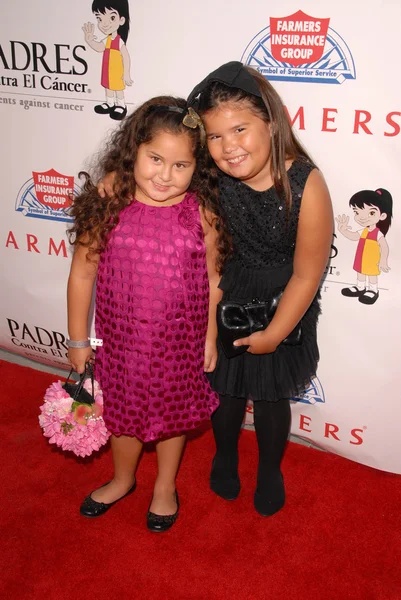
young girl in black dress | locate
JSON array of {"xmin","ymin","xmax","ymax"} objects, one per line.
[
  {"xmin": 99, "ymin": 62, "xmax": 333, "ymax": 517},
  {"xmin": 186, "ymin": 62, "xmax": 333, "ymax": 516}
]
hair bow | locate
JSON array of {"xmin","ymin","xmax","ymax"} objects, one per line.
[
  {"xmin": 183, "ymin": 107, "xmax": 206, "ymax": 147},
  {"xmin": 187, "ymin": 61, "xmax": 262, "ymax": 107}
]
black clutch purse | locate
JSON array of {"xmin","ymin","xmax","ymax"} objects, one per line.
[
  {"xmin": 217, "ymin": 289, "xmax": 302, "ymax": 358},
  {"xmin": 63, "ymin": 362, "xmax": 95, "ymax": 405}
]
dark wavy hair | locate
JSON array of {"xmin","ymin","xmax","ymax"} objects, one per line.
[
  {"xmin": 196, "ymin": 65, "xmax": 314, "ymax": 214},
  {"xmin": 69, "ymin": 96, "xmax": 230, "ymax": 273}
]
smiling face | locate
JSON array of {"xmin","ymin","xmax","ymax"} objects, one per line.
[
  {"xmin": 202, "ymin": 101, "xmax": 272, "ymax": 190},
  {"xmin": 352, "ymin": 203, "xmax": 387, "ymax": 229},
  {"xmin": 133, "ymin": 130, "xmax": 196, "ymax": 206},
  {"xmin": 94, "ymin": 8, "xmax": 125, "ymax": 36}
]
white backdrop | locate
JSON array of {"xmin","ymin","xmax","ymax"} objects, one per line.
[{"xmin": 1, "ymin": 1, "xmax": 400, "ymax": 473}]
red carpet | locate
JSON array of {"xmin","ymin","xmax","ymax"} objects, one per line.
[{"xmin": 1, "ymin": 359, "xmax": 400, "ymax": 600}]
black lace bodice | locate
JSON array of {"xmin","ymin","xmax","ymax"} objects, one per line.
[{"xmin": 218, "ymin": 159, "xmax": 315, "ymax": 271}]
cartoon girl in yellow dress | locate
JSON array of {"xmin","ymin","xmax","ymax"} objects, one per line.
[
  {"xmin": 336, "ymin": 188, "xmax": 393, "ymax": 305},
  {"xmin": 83, "ymin": 0, "xmax": 132, "ymax": 120}
]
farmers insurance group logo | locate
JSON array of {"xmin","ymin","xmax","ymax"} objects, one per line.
[
  {"xmin": 15, "ymin": 169, "xmax": 79, "ymax": 222},
  {"xmin": 242, "ymin": 10, "xmax": 356, "ymax": 84}
]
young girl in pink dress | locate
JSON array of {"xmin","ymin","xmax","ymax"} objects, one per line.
[{"xmin": 67, "ymin": 97, "xmax": 220, "ymax": 531}]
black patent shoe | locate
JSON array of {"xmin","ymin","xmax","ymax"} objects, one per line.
[
  {"xmin": 210, "ymin": 457, "xmax": 240, "ymax": 500},
  {"xmin": 341, "ymin": 286, "xmax": 366, "ymax": 298},
  {"xmin": 358, "ymin": 289, "xmax": 379, "ymax": 305},
  {"xmin": 110, "ymin": 105, "xmax": 127, "ymax": 120},
  {"xmin": 147, "ymin": 491, "xmax": 179, "ymax": 533},
  {"xmin": 80, "ymin": 480, "xmax": 137, "ymax": 518},
  {"xmin": 94, "ymin": 103, "xmax": 113, "ymax": 114}
]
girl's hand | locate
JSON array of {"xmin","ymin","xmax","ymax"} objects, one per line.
[
  {"xmin": 124, "ymin": 74, "xmax": 133, "ymax": 86},
  {"xmin": 234, "ymin": 330, "xmax": 278, "ymax": 355},
  {"xmin": 68, "ymin": 347, "xmax": 93, "ymax": 374},
  {"xmin": 379, "ymin": 259, "xmax": 390, "ymax": 273},
  {"xmin": 82, "ymin": 22, "xmax": 97, "ymax": 44},
  {"xmin": 204, "ymin": 337, "xmax": 218, "ymax": 372},
  {"xmin": 97, "ymin": 171, "xmax": 117, "ymax": 198},
  {"xmin": 335, "ymin": 214, "xmax": 351, "ymax": 233}
]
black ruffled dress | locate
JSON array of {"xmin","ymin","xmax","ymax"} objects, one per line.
[{"xmin": 208, "ymin": 159, "xmax": 321, "ymax": 402}]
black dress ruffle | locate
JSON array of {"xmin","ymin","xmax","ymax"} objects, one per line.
[{"xmin": 207, "ymin": 159, "xmax": 320, "ymax": 402}]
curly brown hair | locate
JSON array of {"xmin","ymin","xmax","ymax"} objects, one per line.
[
  {"xmin": 68, "ymin": 95, "xmax": 231, "ymax": 273},
  {"xmin": 195, "ymin": 66, "xmax": 315, "ymax": 215}
]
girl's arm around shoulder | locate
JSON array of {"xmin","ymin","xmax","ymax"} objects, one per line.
[
  {"xmin": 67, "ymin": 236, "xmax": 100, "ymax": 373},
  {"xmin": 97, "ymin": 171, "xmax": 117, "ymax": 198},
  {"xmin": 200, "ymin": 208, "xmax": 223, "ymax": 373}
]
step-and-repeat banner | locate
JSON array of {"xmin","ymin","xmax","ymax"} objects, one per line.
[{"xmin": 1, "ymin": 1, "xmax": 400, "ymax": 473}]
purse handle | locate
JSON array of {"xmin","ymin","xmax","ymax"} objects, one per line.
[{"xmin": 64, "ymin": 362, "xmax": 94, "ymax": 401}]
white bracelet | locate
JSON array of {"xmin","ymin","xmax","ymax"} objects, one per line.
[{"xmin": 67, "ymin": 339, "xmax": 90, "ymax": 349}]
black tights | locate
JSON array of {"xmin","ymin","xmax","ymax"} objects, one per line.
[{"xmin": 211, "ymin": 394, "xmax": 291, "ymax": 489}]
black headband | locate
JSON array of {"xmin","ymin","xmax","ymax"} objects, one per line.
[
  {"xmin": 150, "ymin": 105, "xmax": 185, "ymax": 115},
  {"xmin": 187, "ymin": 61, "xmax": 262, "ymax": 106}
]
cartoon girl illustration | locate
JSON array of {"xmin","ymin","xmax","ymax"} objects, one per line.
[
  {"xmin": 336, "ymin": 188, "xmax": 393, "ymax": 305},
  {"xmin": 82, "ymin": 0, "xmax": 132, "ymax": 120}
]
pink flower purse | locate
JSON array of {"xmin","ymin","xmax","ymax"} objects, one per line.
[{"xmin": 39, "ymin": 363, "xmax": 110, "ymax": 458}]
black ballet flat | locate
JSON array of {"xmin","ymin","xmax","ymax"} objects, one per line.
[
  {"xmin": 110, "ymin": 105, "xmax": 127, "ymax": 121},
  {"xmin": 94, "ymin": 103, "xmax": 114, "ymax": 115},
  {"xmin": 80, "ymin": 479, "xmax": 137, "ymax": 518},
  {"xmin": 210, "ymin": 457, "xmax": 240, "ymax": 501},
  {"xmin": 358, "ymin": 290, "xmax": 379, "ymax": 305},
  {"xmin": 341, "ymin": 286, "xmax": 366, "ymax": 298},
  {"xmin": 147, "ymin": 491, "xmax": 179, "ymax": 533}
]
